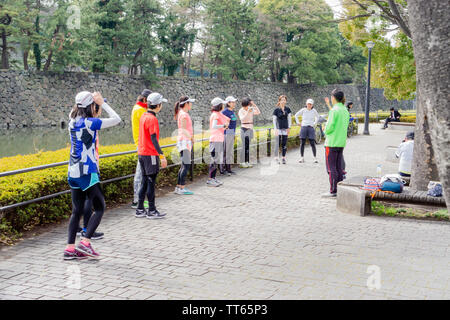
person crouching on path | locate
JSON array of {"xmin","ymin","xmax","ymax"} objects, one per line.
[
  {"xmin": 295, "ymin": 98, "xmax": 320, "ymax": 163},
  {"xmin": 272, "ymin": 95, "xmax": 292, "ymax": 164},
  {"xmin": 131, "ymin": 89, "xmax": 152, "ymax": 209},
  {"xmin": 238, "ymin": 98, "xmax": 261, "ymax": 168},
  {"xmin": 174, "ymin": 96, "xmax": 196, "ymax": 195},
  {"xmin": 220, "ymin": 96, "xmax": 238, "ymax": 175},
  {"xmin": 64, "ymin": 91, "xmax": 121, "ymax": 260},
  {"xmin": 323, "ymin": 89, "xmax": 349, "ymax": 198},
  {"xmin": 135, "ymin": 92, "xmax": 168, "ymax": 219},
  {"xmin": 207, "ymin": 97, "xmax": 230, "ymax": 187}
]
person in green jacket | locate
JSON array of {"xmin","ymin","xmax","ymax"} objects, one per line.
[{"xmin": 323, "ymin": 89, "xmax": 350, "ymax": 197}]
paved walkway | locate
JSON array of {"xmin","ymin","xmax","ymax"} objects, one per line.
[{"xmin": 1, "ymin": 125, "xmax": 449, "ymax": 300}]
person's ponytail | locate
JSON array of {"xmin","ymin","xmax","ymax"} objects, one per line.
[
  {"xmin": 174, "ymin": 96, "xmax": 189, "ymax": 120},
  {"xmin": 174, "ymin": 101, "xmax": 181, "ymax": 120}
]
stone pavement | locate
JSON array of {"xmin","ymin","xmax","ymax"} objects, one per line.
[{"xmin": 0, "ymin": 124, "xmax": 449, "ymax": 300}]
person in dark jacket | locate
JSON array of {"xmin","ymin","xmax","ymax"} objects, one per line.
[{"xmin": 382, "ymin": 107, "xmax": 401, "ymax": 129}]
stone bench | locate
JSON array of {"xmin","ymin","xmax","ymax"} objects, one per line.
[{"xmin": 336, "ymin": 176, "xmax": 445, "ymax": 216}]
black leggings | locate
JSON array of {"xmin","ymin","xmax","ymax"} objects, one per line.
[
  {"xmin": 177, "ymin": 150, "xmax": 191, "ymax": 186},
  {"xmin": 138, "ymin": 173, "xmax": 158, "ymax": 212},
  {"xmin": 300, "ymin": 139, "xmax": 316, "ymax": 157},
  {"xmin": 82, "ymin": 199, "xmax": 93, "ymax": 229},
  {"xmin": 68, "ymin": 183, "xmax": 105, "ymax": 244},
  {"xmin": 278, "ymin": 135, "xmax": 288, "ymax": 157}
]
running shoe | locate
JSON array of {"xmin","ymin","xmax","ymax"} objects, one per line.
[
  {"xmin": 81, "ymin": 231, "xmax": 104, "ymax": 240},
  {"xmin": 321, "ymin": 192, "xmax": 337, "ymax": 198},
  {"xmin": 214, "ymin": 178, "xmax": 224, "ymax": 186},
  {"xmin": 63, "ymin": 249, "xmax": 88, "ymax": 261},
  {"xmin": 76, "ymin": 242, "xmax": 100, "ymax": 258},
  {"xmin": 282, "ymin": 158, "xmax": 286, "ymax": 164},
  {"xmin": 147, "ymin": 210, "xmax": 166, "ymax": 219},
  {"xmin": 206, "ymin": 179, "xmax": 220, "ymax": 187},
  {"xmin": 131, "ymin": 201, "xmax": 149, "ymax": 209},
  {"xmin": 247, "ymin": 162, "xmax": 254, "ymax": 168},
  {"xmin": 313, "ymin": 158, "xmax": 318, "ymax": 163},
  {"xmin": 298, "ymin": 157, "xmax": 304, "ymax": 163},
  {"xmin": 239, "ymin": 163, "xmax": 249, "ymax": 168},
  {"xmin": 179, "ymin": 188, "xmax": 194, "ymax": 195},
  {"xmin": 135, "ymin": 209, "xmax": 147, "ymax": 218},
  {"xmin": 227, "ymin": 171, "xmax": 236, "ymax": 176}
]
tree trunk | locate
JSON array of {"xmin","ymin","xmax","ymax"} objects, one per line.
[
  {"xmin": 408, "ymin": 0, "xmax": 450, "ymax": 209},
  {"xmin": 200, "ymin": 42, "xmax": 208, "ymax": 79},
  {"xmin": 23, "ymin": 50, "xmax": 29, "ymax": 70},
  {"xmin": 1, "ymin": 30, "xmax": 9, "ymax": 69},
  {"xmin": 186, "ymin": 42, "xmax": 193, "ymax": 77},
  {"xmin": 43, "ymin": 25, "xmax": 61, "ymax": 72},
  {"xmin": 410, "ymin": 85, "xmax": 439, "ymax": 190}
]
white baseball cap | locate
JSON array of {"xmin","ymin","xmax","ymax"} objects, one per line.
[
  {"xmin": 211, "ymin": 97, "xmax": 226, "ymax": 107},
  {"xmin": 306, "ymin": 98, "xmax": 314, "ymax": 105},
  {"xmin": 180, "ymin": 97, "xmax": 196, "ymax": 106},
  {"xmin": 75, "ymin": 91, "xmax": 94, "ymax": 108},
  {"xmin": 225, "ymin": 96, "xmax": 237, "ymax": 103},
  {"xmin": 148, "ymin": 92, "xmax": 168, "ymax": 105}
]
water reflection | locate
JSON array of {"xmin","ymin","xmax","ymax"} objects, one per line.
[
  {"xmin": 0, "ymin": 120, "xmax": 272, "ymax": 158},
  {"xmin": 0, "ymin": 124, "xmax": 178, "ymax": 157}
]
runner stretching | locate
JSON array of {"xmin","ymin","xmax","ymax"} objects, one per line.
[
  {"xmin": 64, "ymin": 91, "xmax": 121, "ymax": 260},
  {"xmin": 272, "ymin": 95, "xmax": 292, "ymax": 164},
  {"xmin": 207, "ymin": 97, "xmax": 230, "ymax": 187},
  {"xmin": 174, "ymin": 96, "xmax": 196, "ymax": 195},
  {"xmin": 295, "ymin": 98, "xmax": 320, "ymax": 163},
  {"xmin": 135, "ymin": 93, "xmax": 168, "ymax": 218}
]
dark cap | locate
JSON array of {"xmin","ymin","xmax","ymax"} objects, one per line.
[
  {"xmin": 141, "ymin": 89, "xmax": 152, "ymax": 98},
  {"xmin": 406, "ymin": 131, "xmax": 414, "ymax": 140}
]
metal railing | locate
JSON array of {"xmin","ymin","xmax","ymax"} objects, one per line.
[{"xmin": 0, "ymin": 127, "xmax": 300, "ymax": 212}]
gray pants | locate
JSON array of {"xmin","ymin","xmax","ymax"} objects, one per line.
[{"xmin": 133, "ymin": 158, "xmax": 143, "ymax": 203}]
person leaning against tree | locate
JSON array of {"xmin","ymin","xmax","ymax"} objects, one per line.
[{"xmin": 322, "ymin": 89, "xmax": 350, "ymax": 198}]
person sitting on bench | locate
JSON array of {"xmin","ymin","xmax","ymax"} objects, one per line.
[
  {"xmin": 382, "ymin": 107, "xmax": 401, "ymax": 129},
  {"xmin": 395, "ymin": 131, "xmax": 414, "ymax": 177}
]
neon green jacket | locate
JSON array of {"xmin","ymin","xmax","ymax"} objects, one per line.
[{"xmin": 324, "ymin": 102, "xmax": 350, "ymax": 147}]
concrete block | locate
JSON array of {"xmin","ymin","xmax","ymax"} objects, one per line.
[{"xmin": 336, "ymin": 183, "xmax": 371, "ymax": 216}]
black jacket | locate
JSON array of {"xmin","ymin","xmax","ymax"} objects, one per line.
[{"xmin": 389, "ymin": 110, "xmax": 401, "ymax": 120}]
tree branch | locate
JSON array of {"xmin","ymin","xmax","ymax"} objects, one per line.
[{"xmin": 387, "ymin": 0, "xmax": 411, "ymax": 38}]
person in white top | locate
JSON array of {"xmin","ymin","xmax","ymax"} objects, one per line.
[
  {"xmin": 238, "ymin": 97, "xmax": 261, "ymax": 168},
  {"xmin": 295, "ymin": 98, "xmax": 320, "ymax": 163},
  {"xmin": 395, "ymin": 131, "xmax": 414, "ymax": 177}
]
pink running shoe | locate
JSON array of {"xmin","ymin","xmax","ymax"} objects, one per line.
[
  {"xmin": 64, "ymin": 249, "xmax": 88, "ymax": 260},
  {"xmin": 76, "ymin": 242, "xmax": 100, "ymax": 258}
]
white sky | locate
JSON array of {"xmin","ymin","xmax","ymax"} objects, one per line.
[{"xmin": 324, "ymin": 0, "xmax": 343, "ymax": 18}]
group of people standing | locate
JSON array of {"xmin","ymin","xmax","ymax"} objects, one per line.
[{"xmin": 63, "ymin": 88, "xmax": 351, "ymax": 260}]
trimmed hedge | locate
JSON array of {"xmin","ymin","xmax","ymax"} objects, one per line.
[{"xmin": 0, "ymin": 127, "xmax": 301, "ymax": 244}]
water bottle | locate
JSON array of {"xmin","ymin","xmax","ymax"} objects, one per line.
[{"xmin": 376, "ymin": 164, "xmax": 382, "ymax": 178}]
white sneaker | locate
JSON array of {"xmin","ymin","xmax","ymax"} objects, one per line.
[
  {"xmin": 214, "ymin": 178, "xmax": 224, "ymax": 185},
  {"xmin": 313, "ymin": 158, "xmax": 318, "ymax": 163},
  {"xmin": 240, "ymin": 163, "xmax": 249, "ymax": 168},
  {"xmin": 299, "ymin": 157, "xmax": 304, "ymax": 163},
  {"xmin": 174, "ymin": 187, "xmax": 180, "ymax": 194},
  {"xmin": 246, "ymin": 162, "xmax": 253, "ymax": 168},
  {"xmin": 206, "ymin": 179, "xmax": 220, "ymax": 187}
]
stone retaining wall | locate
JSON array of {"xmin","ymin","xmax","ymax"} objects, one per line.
[{"xmin": 0, "ymin": 70, "xmax": 414, "ymax": 129}]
